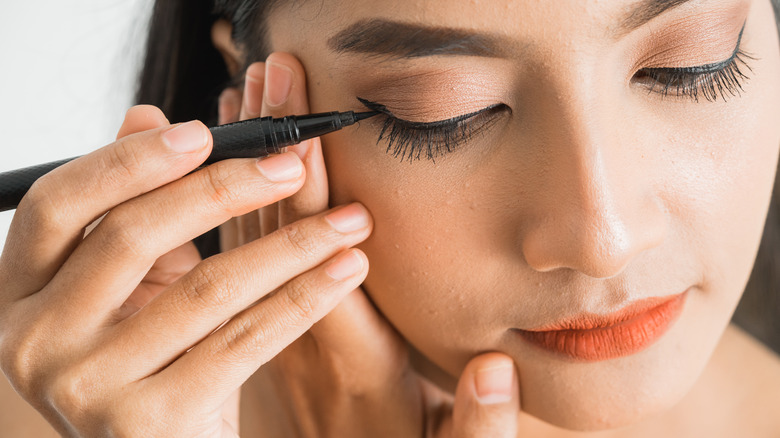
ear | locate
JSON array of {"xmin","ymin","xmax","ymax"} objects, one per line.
[{"xmin": 211, "ymin": 18, "xmax": 244, "ymax": 77}]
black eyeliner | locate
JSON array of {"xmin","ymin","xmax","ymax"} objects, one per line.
[{"xmin": 357, "ymin": 97, "xmax": 503, "ymax": 129}]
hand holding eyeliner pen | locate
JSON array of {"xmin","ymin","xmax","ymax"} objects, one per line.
[{"xmin": 0, "ymin": 110, "xmax": 378, "ymax": 212}]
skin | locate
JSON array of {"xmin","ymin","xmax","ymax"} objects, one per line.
[
  {"xmin": 2, "ymin": 0, "xmax": 780, "ymax": 436},
  {"xmin": 0, "ymin": 7, "xmax": 518, "ymax": 438},
  {"xmin": 242, "ymin": 0, "xmax": 780, "ymax": 433}
]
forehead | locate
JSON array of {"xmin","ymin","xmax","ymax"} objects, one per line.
[
  {"xmin": 264, "ymin": 1, "xmax": 750, "ymax": 85},
  {"xmin": 268, "ymin": 0, "xmax": 735, "ymax": 42}
]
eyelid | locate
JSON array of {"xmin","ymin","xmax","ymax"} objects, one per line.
[
  {"xmin": 357, "ymin": 97, "xmax": 506, "ymax": 127},
  {"xmin": 635, "ymin": 20, "xmax": 755, "ymax": 103},
  {"xmin": 643, "ymin": 21, "xmax": 746, "ymax": 75}
]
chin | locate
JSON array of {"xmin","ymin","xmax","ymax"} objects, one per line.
[
  {"xmin": 522, "ymin": 385, "xmax": 677, "ymax": 432},
  {"xmin": 511, "ymin": 316, "xmax": 715, "ymax": 432},
  {"xmin": 518, "ymin": 357, "xmax": 694, "ymax": 431}
]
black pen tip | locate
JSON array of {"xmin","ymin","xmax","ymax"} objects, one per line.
[
  {"xmin": 339, "ymin": 110, "xmax": 380, "ymax": 127},
  {"xmin": 354, "ymin": 110, "xmax": 380, "ymax": 122}
]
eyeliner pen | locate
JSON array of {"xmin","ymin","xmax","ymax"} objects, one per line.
[{"xmin": 0, "ymin": 110, "xmax": 378, "ymax": 212}]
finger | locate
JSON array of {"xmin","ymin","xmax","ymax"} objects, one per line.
[
  {"xmin": 219, "ymin": 218, "xmax": 240, "ymax": 253},
  {"xmin": 236, "ymin": 211, "xmax": 262, "ymax": 244},
  {"xmin": 155, "ymin": 248, "xmax": 369, "ymax": 407},
  {"xmin": 46, "ymin": 152, "xmax": 306, "ymax": 319},
  {"xmin": 259, "ymin": 202, "xmax": 278, "ymax": 238},
  {"xmin": 219, "ymin": 86, "xmax": 260, "ymax": 252},
  {"xmin": 1, "ymin": 105, "xmax": 167, "ymax": 302},
  {"xmin": 222, "ymin": 388, "xmax": 241, "ymax": 435},
  {"xmin": 238, "ymin": 61, "xmax": 280, "ymax": 238},
  {"xmin": 114, "ymin": 242, "xmax": 202, "ymax": 320},
  {"xmin": 217, "ymin": 87, "xmax": 243, "ymax": 252},
  {"xmin": 240, "ymin": 62, "xmax": 264, "ymax": 121},
  {"xmin": 2, "ymin": 111, "xmax": 210, "ymax": 299},
  {"xmin": 218, "ymin": 87, "xmax": 242, "ymax": 126},
  {"xmin": 106, "ymin": 202, "xmax": 372, "ymax": 379},
  {"xmin": 305, "ymin": 289, "xmax": 408, "ymax": 391},
  {"xmin": 451, "ymin": 353, "xmax": 520, "ymax": 438},
  {"xmin": 220, "ymin": 421, "xmax": 240, "ymax": 438},
  {"xmin": 261, "ymin": 52, "xmax": 329, "ymax": 225},
  {"xmin": 233, "ymin": 62, "xmax": 266, "ymax": 244},
  {"xmin": 116, "ymin": 105, "xmax": 170, "ymax": 139}
]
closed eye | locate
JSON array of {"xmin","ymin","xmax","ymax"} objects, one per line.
[{"xmin": 357, "ymin": 97, "xmax": 509, "ymax": 162}]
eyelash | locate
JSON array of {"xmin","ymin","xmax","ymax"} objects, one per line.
[
  {"xmin": 634, "ymin": 25, "xmax": 755, "ymax": 102},
  {"xmin": 358, "ymin": 97, "xmax": 507, "ymax": 163},
  {"xmin": 364, "ymin": 28, "xmax": 756, "ymax": 163}
]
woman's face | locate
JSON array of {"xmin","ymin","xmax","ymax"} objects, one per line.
[{"xmin": 264, "ymin": 0, "xmax": 780, "ymax": 430}]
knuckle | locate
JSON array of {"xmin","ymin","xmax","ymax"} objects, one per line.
[
  {"xmin": 47, "ymin": 364, "xmax": 94, "ymax": 415},
  {"xmin": 103, "ymin": 138, "xmax": 145, "ymax": 184},
  {"xmin": 276, "ymin": 223, "xmax": 323, "ymax": 261},
  {"xmin": 200, "ymin": 164, "xmax": 244, "ymax": 213},
  {"xmin": 216, "ymin": 315, "xmax": 258, "ymax": 360},
  {"xmin": 93, "ymin": 208, "xmax": 146, "ymax": 260},
  {"xmin": 20, "ymin": 178, "xmax": 67, "ymax": 236},
  {"xmin": 0, "ymin": 324, "xmax": 46, "ymax": 397},
  {"xmin": 179, "ymin": 259, "xmax": 237, "ymax": 310},
  {"xmin": 282, "ymin": 276, "xmax": 321, "ymax": 321}
]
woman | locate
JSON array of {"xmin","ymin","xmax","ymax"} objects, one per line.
[{"xmin": 1, "ymin": 0, "xmax": 780, "ymax": 436}]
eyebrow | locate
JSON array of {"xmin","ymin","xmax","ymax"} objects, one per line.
[
  {"xmin": 327, "ymin": 0, "xmax": 697, "ymax": 59},
  {"xmin": 617, "ymin": 0, "xmax": 697, "ymax": 36},
  {"xmin": 327, "ymin": 19, "xmax": 511, "ymax": 59}
]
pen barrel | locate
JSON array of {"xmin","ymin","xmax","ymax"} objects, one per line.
[
  {"xmin": 205, "ymin": 117, "xmax": 275, "ymax": 165},
  {"xmin": 287, "ymin": 112, "xmax": 344, "ymax": 143},
  {"xmin": 0, "ymin": 157, "xmax": 79, "ymax": 212}
]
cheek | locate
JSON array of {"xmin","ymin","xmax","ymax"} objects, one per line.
[
  {"xmin": 659, "ymin": 13, "xmax": 780, "ymax": 331},
  {"xmin": 322, "ymin": 130, "xmax": 508, "ymax": 363},
  {"xmin": 676, "ymin": 106, "xmax": 778, "ymax": 313}
]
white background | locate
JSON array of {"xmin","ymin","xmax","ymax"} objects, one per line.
[{"xmin": 0, "ymin": 0, "xmax": 152, "ymax": 253}]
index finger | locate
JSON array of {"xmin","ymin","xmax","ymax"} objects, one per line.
[{"xmin": 1, "ymin": 106, "xmax": 211, "ymax": 298}]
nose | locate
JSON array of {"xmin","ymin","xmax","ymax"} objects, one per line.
[{"xmin": 519, "ymin": 95, "xmax": 667, "ymax": 278}]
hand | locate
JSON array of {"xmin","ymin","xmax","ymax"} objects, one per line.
[
  {"xmin": 223, "ymin": 53, "xmax": 521, "ymax": 437},
  {"xmin": 0, "ymin": 102, "xmax": 372, "ymax": 437}
]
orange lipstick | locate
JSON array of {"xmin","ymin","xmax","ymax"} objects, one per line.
[{"xmin": 514, "ymin": 291, "xmax": 688, "ymax": 362}]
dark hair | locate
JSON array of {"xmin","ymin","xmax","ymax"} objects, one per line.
[{"xmin": 136, "ymin": 0, "xmax": 780, "ymax": 353}]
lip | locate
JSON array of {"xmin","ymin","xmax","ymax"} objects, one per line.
[{"xmin": 512, "ymin": 289, "xmax": 689, "ymax": 362}]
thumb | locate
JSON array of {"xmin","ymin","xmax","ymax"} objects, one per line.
[
  {"xmin": 451, "ymin": 352, "xmax": 519, "ymax": 438},
  {"xmin": 116, "ymin": 105, "xmax": 170, "ymax": 139}
]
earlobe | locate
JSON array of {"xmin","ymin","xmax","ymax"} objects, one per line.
[{"xmin": 211, "ymin": 18, "xmax": 244, "ymax": 77}]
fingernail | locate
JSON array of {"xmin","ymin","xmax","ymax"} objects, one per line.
[
  {"xmin": 163, "ymin": 121, "xmax": 208, "ymax": 153},
  {"xmin": 256, "ymin": 152, "xmax": 303, "ymax": 182},
  {"xmin": 325, "ymin": 250, "xmax": 365, "ymax": 281},
  {"xmin": 474, "ymin": 362, "xmax": 514, "ymax": 405},
  {"xmin": 324, "ymin": 203, "xmax": 370, "ymax": 234},
  {"xmin": 264, "ymin": 62, "xmax": 293, "ymax": 107}
]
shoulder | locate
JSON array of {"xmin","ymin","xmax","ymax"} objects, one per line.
[
  {"xmin": 715, "ymin": 324, "xmax": 780, "ymax": 434},
  {"xmin": 0, "ymin": 374, "xmax": 59, "ymax": 437}
]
